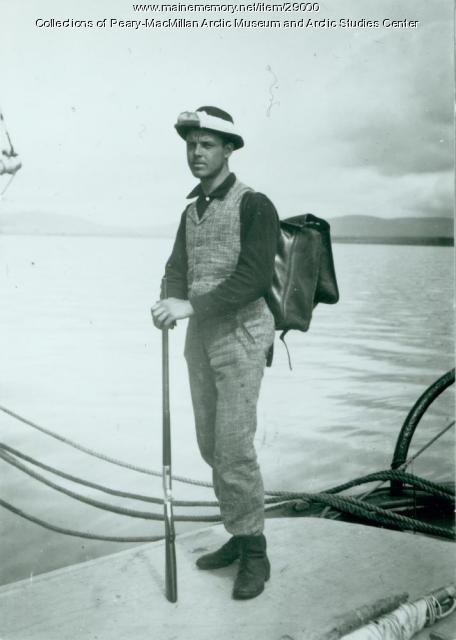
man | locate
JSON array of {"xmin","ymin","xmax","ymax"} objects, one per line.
[{"xmin": 152, "ymin": 106, "xmax": 279, "ymax": 600}]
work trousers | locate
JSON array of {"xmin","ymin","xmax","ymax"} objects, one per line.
[{"xmin": 184, "ymin": 300, "xmax": 275, "ymax": 536}]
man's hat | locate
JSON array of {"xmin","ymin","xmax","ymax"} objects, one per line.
[{"xmin": 174, "ymin": 106, "xmax": 244, "ymax": 150}]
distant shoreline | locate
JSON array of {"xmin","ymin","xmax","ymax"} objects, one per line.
[
  {"xmin": 2, "ymin": 213, "xmax": 453, "ymax": 244},
  {"xmin": 332, "ymin": 236, "xmax": 454, "ymax": 246},
  {"xmin": 0, "ymin": 232, "xmax": 454, "ymax": 246}
]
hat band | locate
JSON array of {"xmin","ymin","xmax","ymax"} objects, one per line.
[{"xmin": 176, "ymin": 111, "xmax": 240, "ymax": 138}]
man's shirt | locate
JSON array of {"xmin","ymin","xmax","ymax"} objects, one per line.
[{"xmin": 165, "ymin": 172, "xmax": 280, "ymax": 317}]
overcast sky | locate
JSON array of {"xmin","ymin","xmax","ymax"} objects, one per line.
[{"xmin": 0, "ymin": 0, "xmax": 453, "ymax": 228}]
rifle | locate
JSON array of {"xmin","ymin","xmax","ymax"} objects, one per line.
[{"xmin": 160, "ymin": 276, "xmax": 178, "ymax": 602}]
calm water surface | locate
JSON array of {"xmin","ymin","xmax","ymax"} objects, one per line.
[{"xmin": 0, "ymin": 236, "xmax": 454, "ymax": 585}]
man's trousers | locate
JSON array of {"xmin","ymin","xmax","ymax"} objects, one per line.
[{"xmin": 184, "ymin": 299, "xmax": 275, "ymax": 536}]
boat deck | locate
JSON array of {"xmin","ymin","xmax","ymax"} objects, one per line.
[{"xmin": 0, "ymin": 518, "xmax": 454, "ymax": 640}]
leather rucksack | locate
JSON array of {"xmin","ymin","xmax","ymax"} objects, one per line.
[{"xmin": 266, "ymin": 213, "xmax": 339, "ymax": 366}]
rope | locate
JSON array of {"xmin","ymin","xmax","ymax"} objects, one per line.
[
  {"xmin": 324, "ymin": 470, "xmax": 454, "ymax": 500},
  {"xmin": 343, "ymin": 593, "xmax": 456, "ymax": 640},
  {"xmin": 0, "ymin": 442, "xmax": 215, "ymax": 507},
  {"xmin": 425, "ymin": 596, "xmax": 442, "ymax": 627},
  {"xmin": 1, "ymin": 442, "xmax": 452, "ymax": 517},
  {"xmin": 402, "ymin": 420, "xmax": 455, "ymax": 468},
  {"xmin": 434, "ymin": 597, "xmax": 456, "ymax": 620},
  {"xmin": 1, "ymin": 404, "xmax": 454, "ymax": 539},
  {"xmin": 1, "ymin": 405, "xmax": 453, "ymax": 499},
  {"xmin": 0, "ymin": 498, "xmax": 164, "ymax": 543},
  {"xmin": 321, "ymin": 420, "xmax": 456, "ymax": 518},
  {"xmin": 0, "ymin": 449, "xmax": 220, "ymax": 522},
  {"xmin": 343, "ymin": 600, "xmax": 428, "ymax": 640},
  {"xmin": 312, "ymin": 492, "xmax": 454, "ymax": 539},
  {"xmin": 0, "ymin": 442, "xmax": 284, "ymax": 507},
  {"xmin": 0, "ymin": 404, "xmax": 212, "ymax": 488},
  {"xmin": 1, "ymin": 448, "xmax": 453, "ymax": 539}
]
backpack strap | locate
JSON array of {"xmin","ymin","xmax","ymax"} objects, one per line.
[{"xmin": 280, "ymin": 330, "xmax": 293, "ymax": 371}]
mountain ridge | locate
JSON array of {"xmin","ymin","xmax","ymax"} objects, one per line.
[{"xmin": 0, "ymin": 211, "xmax": 454, "ymax": 243}]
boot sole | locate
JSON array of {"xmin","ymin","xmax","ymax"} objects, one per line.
[
  {"xmin": 232, "ymin": 570, "xmax": 270, "ymax": 599},
  {"xmin": 232, "ymin": 583, "xmax": 266, "ymax": 600}
]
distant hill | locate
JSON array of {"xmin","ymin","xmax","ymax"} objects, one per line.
[
  {"xmin": 328, "ymin": 215, "xmax": 453, "ymax": 245},
  {"xmin": 1, "ymin": 211, "xmax": 454, "ymax": 245},
  {"xmin": 0, "ymin": 212, "xmax": 175, "ymax": 238}
]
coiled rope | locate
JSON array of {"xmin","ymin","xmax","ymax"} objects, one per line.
[
  {"xmin": 425, "ymin": 594, "xmax": 456, "ymax": 623},
  {"xmin": 323, "ymin": 469, "xmax": 453, "ymax": 501}
]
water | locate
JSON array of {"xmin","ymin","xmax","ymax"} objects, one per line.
[{"xmin": 0, "ymin": 236, "xmax": 454, "ymax": 586}]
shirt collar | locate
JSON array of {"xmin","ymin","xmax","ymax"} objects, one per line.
[{"xmin": 186, "ymin": 172, "xmax": 236, "ymax": 200}]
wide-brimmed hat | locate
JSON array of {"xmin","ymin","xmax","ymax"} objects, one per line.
[{"xmin": 174, "ymin": 106, "xmax": 244, "ymax": 150}]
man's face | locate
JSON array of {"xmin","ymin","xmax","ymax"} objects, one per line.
[{"xmin": 186, "ymin": 129, "xmax": 233, "ymax": 179}]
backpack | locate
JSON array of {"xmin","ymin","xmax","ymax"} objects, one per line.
[{"xmin": 266, "ymin": 213, "xmax": 339, "ymax": 366}]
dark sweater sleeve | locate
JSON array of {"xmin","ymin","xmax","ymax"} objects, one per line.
[
  {"xmin": 189, "ymin": 192, "xmax": 279, "ymax": 316},
  {"xmin": 161, "ymin": 209, "xmax": 188, "ymax": 299}
]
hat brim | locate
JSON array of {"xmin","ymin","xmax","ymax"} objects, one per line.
[{"xmin": 175, "ymin": 124, "xmax": 244, "ymax": 150}]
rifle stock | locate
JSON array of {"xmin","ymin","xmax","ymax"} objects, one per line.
[{"xmin": 163, "ymin": 463, "xmax": 177, "ymax": 602}]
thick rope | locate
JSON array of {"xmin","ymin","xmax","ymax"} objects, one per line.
[
  {"xmin": 0, "ymin": 404, "xmax": 212, "ymax": 487},
  {"xmin": 0, "ymin": 442, "xmax": 215, "ymax": 507},
  {"xmin": 1, "ymin": 449, "xmax": 453, "ymax": 539},
  {"xmin": 324, "ymin": 470, "xmax": 454, "ymax": 500},
  {"xmin": 1, "ymin": 405, "xmax": 453, "ymax": 500},
  {"xmin": 0, "ymin": 442, "xmax": 284, "ymax": 507},
  {"xmin": 311, "ymin": 492, "xmax": 454, "ymax": 539},
  {"xmin": 0, "ymin": 498, "xmax": 164, "ymax": 543},
  {"xmin": 0, "ymin": 442, "xmax": 454, "ymax": 507},
  {"xmin": 0, "ymin": 449, "xmax": 220, "ymax": 522},
  {"xmin": 318, "ymin": 421, "xmax": 455, "ymax": 520}
]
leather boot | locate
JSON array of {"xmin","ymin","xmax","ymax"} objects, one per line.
[
  {"xmin": 232, "ymin": 534, "xmax": 270, "ymax": 600},
  {"xmin": 196, "ymin": 536, "xmax": 240, "ymax": 570}
]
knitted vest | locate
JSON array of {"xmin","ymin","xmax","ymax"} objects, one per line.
[{"xmin": 186, "ymin": 179, "xmax": 252, "ymax": 298}]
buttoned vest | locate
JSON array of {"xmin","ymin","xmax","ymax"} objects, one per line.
[{"xmin": 186, "ymin": 179, "xmax": 252, "ymax": 298}]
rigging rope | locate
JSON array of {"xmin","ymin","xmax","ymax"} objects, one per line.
[
  {"xmin": 318, "ymin": 419, "xmax": 455, "ymax": 519},
  {"xmin": 401, "ymin": 420, "xmax": 455, "ymax": 468},
  {"xmin": 0, "ymin": 404, "xmax": 212, "ymax": 487},
  {"xmin": 0, "ymin": 441, "xmax": 453, "ymax": 511},
  {"xmin": 1, "ymin": 447, "xmax": 453, "ymax": 539},
  {"xmin": 323, "ymin": 469, "xmax": 453, "ymax": 500},
  {"xmin": 0, "ymin": 498, "xmax": 164, "ymax": 543},
  {"xmin": 0, "ymin": 442, "xmax": 284, "ymax": 506},
  {"xmin": 0, "ymin": 403, "xmax": 454, "ymax": 541},
  {"xmin": 0, "ymin": 449, "xmax": 220, "ymax": 522},
  {"xmin": 1, "ymin": 404, "xmax": 454, "ymax": 498},
  {"xmin": 0, "ymin": 442, "xmax": 213, "ymax": 507}
]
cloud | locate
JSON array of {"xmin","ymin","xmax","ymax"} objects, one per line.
[
  {"xmin": 337, "ymin": 21, "xmax": 453, "ymax": 178},
  {"xmin": 412, "ymin": 171, "xmax": 454, "ymax": 218}
]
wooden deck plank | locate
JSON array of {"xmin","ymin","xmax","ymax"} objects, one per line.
[{"xmin": 0, "ymin": 519, "xmax": 454, "ymax": 640}]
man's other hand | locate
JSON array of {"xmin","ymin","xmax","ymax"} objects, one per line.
[{"xmin": 151, "ymin": 298, "xmax": 194, "ymax": 328}]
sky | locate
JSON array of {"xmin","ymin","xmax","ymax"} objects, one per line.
[{"xmin": 0, "ymin": 0, "xmax": 453, "ymax": 228}]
